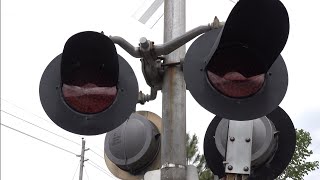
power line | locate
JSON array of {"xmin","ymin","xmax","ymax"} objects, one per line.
[
  {"xmin": 1, "ymin": 98, "xmax": 53, "ymax": 124},
  {"xmin": 1, "ymin": 102, "xmax": 109, "ymax": 170},
  {"xmin": 72, "ymin": 161, "xmax": 80, "ymax": 180},
  {"xmin": 151, "ymin": 13, "xmax": 164, "ymax": 29},
  {"xmin": 87, "ymin": 162, "xmax": 115, "ymax": 180},
  {"xmin": 1, "ymin": 110, "xmax": 81, "ymax": 146},
  {"xmin": 2, "ymin": 101, "xmax": 115, "ymax": 179},
  {"xmin": 88, "ymin": 160, "xmax": 109, "ymax": 173},
  {"xmin": 86, "ymin": 142, "xmax": 105, "ymax": 154},
  {"xmin": 1, "ymin": 123, "xmax": 77, "ymax": 156},
  {"xmin": 87, "ymin": 160, "xmax": 115, "ymax": 179},
  {"xmin": 89, "ymin": 149, "xmax": 105, "ymax": 160},
  {"xmin": 84, "ymin": 166, "xmax": 90, "ymax": 180}
]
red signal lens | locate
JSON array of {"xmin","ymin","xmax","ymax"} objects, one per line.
[
  {"xmin": 206, "ymin": 44, "xmax": 266, "ymax": 98},
  {"xmin": 60, "ymin": 31, "xmax": 119, "ymax": 114},
  {"xmin": 207, "ymin": 71, "xmax": 265, "ymax": 98},
  {"xmin": 62, "ymin": 83, "xmax": 117, "ymax": 114}
]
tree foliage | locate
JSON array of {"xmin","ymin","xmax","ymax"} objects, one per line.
[
  {"xmin": 276, "ymin": 129, "xmax": 319, "ymax": 180},
  {"xmin": 186, "ymin": 133, "xmax": 214, "ymax": 180},
  {"xmin": 187, "ymin": 129, "xmax": 319, "ymax": 180}
]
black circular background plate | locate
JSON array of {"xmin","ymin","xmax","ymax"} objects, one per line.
[
  {"xmin": 203, "ymin": 106, "xmax": 296, "ymax": 179},
  {"xmin": 39, "ymin": 54, "xmax": 138, "ymax": 135},
  {"xmin": 184, "ymin": 28, "xmax": 288, "ymax": 120}
]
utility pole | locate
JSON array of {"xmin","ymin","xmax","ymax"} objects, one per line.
[
  {"xmin": 161, "ymin": 0, "xmax": 186, "ymax": 180},
  {"xmin": 78, "ymin": 138, "xmax": 88, "ymax": 180}
]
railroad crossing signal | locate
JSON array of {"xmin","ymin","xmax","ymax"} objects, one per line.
[
  {"xmin": 184, "ymin": 0, "xmax": 289, "ymax": 120},
  {"xmin": 38, "ymin": 0, "xmax": 297, "ymax": 178},
  {"xmin": 204, "ymin": 107, "xmax": 296, "ymax": 179},
  {"xmin": 183, "ymin": 0, "xmax": 296, "ymax": 178},
  {"xmin": 104, "ymin": 111, "xmax": 162, "ymax": 179},
  {"xmin": 39, "ymin": 31, "xmax": 138, "ymax": 135}
]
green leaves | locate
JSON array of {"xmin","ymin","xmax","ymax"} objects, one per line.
[
  {"xmin": 187, "ymin": 133, "xmax": 199, "ymax": 165},
  {"xmin": 186, "ymin": 133, "xmax": 214, "ymax": 180},
  {"xmin": 187, "ymin": 128, "xmax": 319, "ymax": 180},
  {"xmin": 276, "ymin": 129, "xmax": 319, "ymax": 180}
]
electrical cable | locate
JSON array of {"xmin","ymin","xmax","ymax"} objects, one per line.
[
  {"xmin": 88, "ymin": 160, "xmax": 109, "ymax": 173},
  {"xmin": 151, "ymin": 14, "xmax": 164, "ymax": 29},
  {"xmin": 84, "ymin": 165, "xmax": 90, "ymax": 180},
  {"xmin": 87, "ymin": 160, "xmax": 115, "ymax": 179},
  {"xmin": 1, "ymin": 100, "xmax": 117, "ymax": 179},
  {"xmin": 1, "ymin": 109, "xmax": 81, "ymax": 146},
  {"xmin": 1, "ymin": 98, "xmax": 53, "ymax": 124},
  {"xmin": 1, "ymin": 101, "xmax": 105, "ymax": 156},
  {"xmin": 72, "ymin": 161, "xmax": 80, "ymax": 180},
  {"xmin": 2, "ymin": 99, "xmax": 108, "ymax": 162},
  {"xmin": 89, "ymin": 149, "xmax": 105, "ymax": 160},
  {"xmin": 1, "ymin": 123, "xmax": 78, "ymax": 156}
]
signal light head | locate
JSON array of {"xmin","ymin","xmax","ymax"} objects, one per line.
[
  {"xmin": 104, "ymin": 111, "xmax": 162, "ymax": 179},
  {"xmin": 61, "ymin": 31, "xmax": 119, "ymax": 87},
  {"xmin": 218, "ymin": 0, "xmax": 289, "ymax": 74},
  {"xmin": 184, "ymin": 0, "xmax": 289, "ymax": 120},
  {"xmin": 39, "ymin": 31, "xmax": 138, "ymax": 135},
  {"xmin": 206, "ymin": 44, "xmax": 266, "ymax": 98},
  {"xmin": 60, "ymin": 31, "xmax": 119, "ymax": 114},
  {"xmin": 204, "ymin": 106, "xmax": 296, "ymax": 179},
  {"xmin": 184, "ymin": 28, "xmax": 288, "ymax": 120},
  {"xmin": 207, "ymin": 45, "xmax": 267, "ymax": 78}
]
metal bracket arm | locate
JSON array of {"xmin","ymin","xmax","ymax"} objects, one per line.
[
  {"xmin": 109, "ymin": 36, "xmax": 141, "ymax": 58},
  {"xmin": 154, "ymin": 17, "xmax": 224, "ymax": 56},
  {"xmin": 139, "ymin": 37, "xmax": 164, "ymax": 91},
  {"xmin": 109, "ymin": 17, "xmax": 224, "ymax": 59},
  {"xmin": 109, "ymin": 18, "xmax": 224, "ymax": 104},
  {"xmin": 138, "ymin": 87, "xmax": 158, "ymax": 104}
]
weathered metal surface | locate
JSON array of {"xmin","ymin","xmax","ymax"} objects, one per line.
[
  {"xmin": 104, "ymin": 111, "xmax": 162, "ymax": 180},
  {"xmin": 161, "ymin": 0, "xmax": 186, "ymax": 179}
]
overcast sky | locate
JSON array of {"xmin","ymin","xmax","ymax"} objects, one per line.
[{"xmin": 1, "ymin": 0, "xmax": 320, "ymax": 179}]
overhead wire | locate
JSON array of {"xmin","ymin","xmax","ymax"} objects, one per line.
[
  {"xmin": 151, "ymin": 14, "xmax": 164, "ymax": 29},
  {"xmin": 1, "ymin": 98, "xmax": 53, "ymax": 124},
  {"xmin": 1, "ymin": 123, "xmax": 78, "ymax": 156},
  {"xmin": 72, "ymin": 161, "xmax": 80, "ymax": 180},
  {"xmin": 84, "ymin": 165, "xmax": 90, "ymax": 180},
  {"xmin": 1, "ymin": 110, "xmax": 82, "ymax": 146},
  {"xmin": 2, "ymin": 100, "xmax": 117, "ymax": 179},
  {"xmin": 89, "ymin": 148, "xmax": 105, "ymax": 160},
  {"xmin": 86, "ymin": 142, "xmax": 105, "ymax": 154},
  {"xmin": 87, "ymin": 160, "xmax": 115, "ymax": 179},
  {"xmin": 1, "ymin": 99, "xmax": 106, "ymax": 156},
  {"xmin": 88, "ymin": 160, "xmax": 109, "ymax": 174}
]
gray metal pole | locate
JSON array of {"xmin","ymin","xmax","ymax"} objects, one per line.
[
  {"xmin": 79, "ymin": 138, "xmax": 86, "ymax": 180},
  {"xmin": 161, "ymin": 0, "xmax": 186, "ymax": 179}
]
